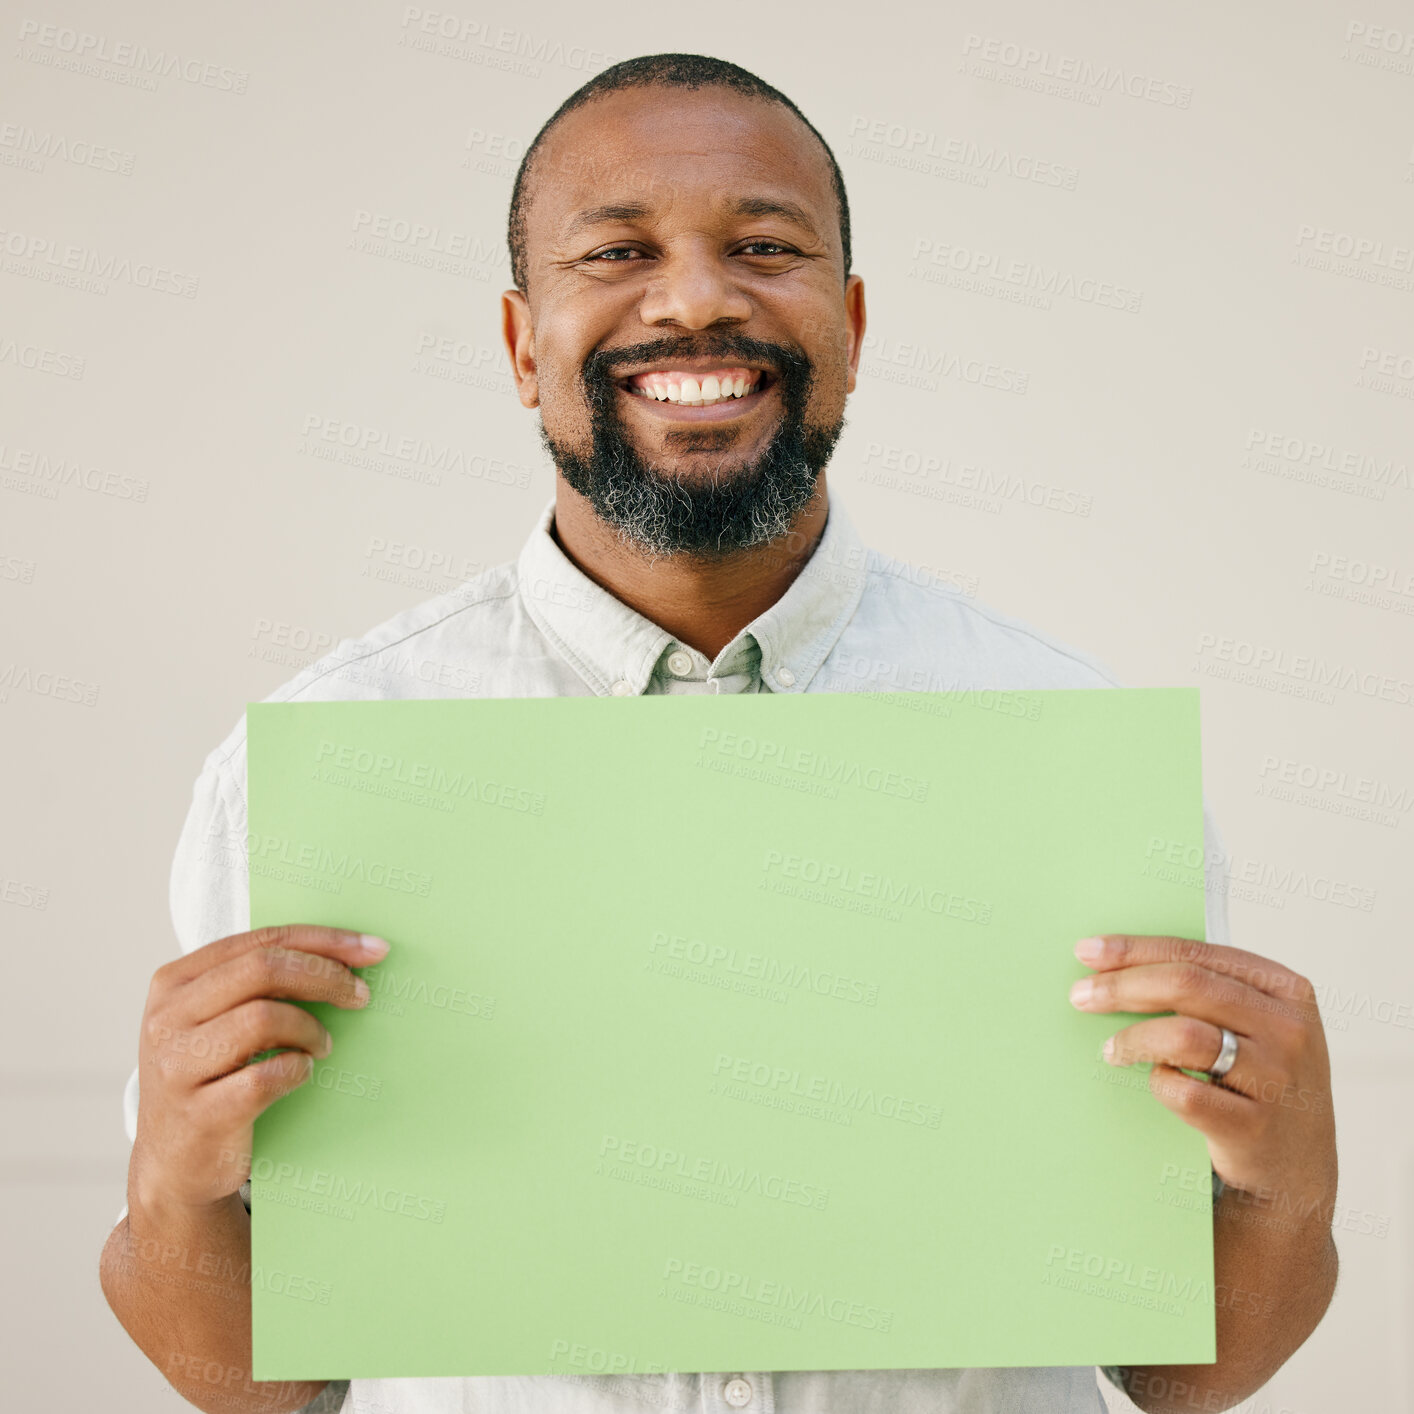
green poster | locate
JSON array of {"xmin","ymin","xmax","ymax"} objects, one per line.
[{"xmin": 247, "ymin": 688, "xmax": 1214, "ymax": 1378}]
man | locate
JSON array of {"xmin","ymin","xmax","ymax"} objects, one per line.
[{"xmin": 100, "ymin": 53, "xmax": 1338, "ymax": 1414}]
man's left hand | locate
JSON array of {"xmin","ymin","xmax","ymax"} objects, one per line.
[{"xmin": 1069, "ymin": 934, "xmax": 1337, "ymax": 1210}]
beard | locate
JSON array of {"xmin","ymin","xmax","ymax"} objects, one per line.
[{"xmin": 538, "ymin": 331, "xmax": 845, "ymax": 559}]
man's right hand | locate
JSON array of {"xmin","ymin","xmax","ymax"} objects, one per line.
[
  {"xmin": 101, "ymin": 925, "xmax": 386, "ymax": 1413},
  {"xmin": 128, "ymin": 924, "xmax": 389, "ymax": 1217}
]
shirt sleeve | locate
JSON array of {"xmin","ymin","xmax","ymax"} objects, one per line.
[
  {"xmin": 114, "ymin": 755, "xmax": 251, "ymax": 1227},
  {"xmin": 1201, "ymin": 799, "xmax": 1231, "ymax": 951}
]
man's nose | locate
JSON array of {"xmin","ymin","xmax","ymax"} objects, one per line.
[{"xmin": 637, "ymin": 245, "xmax": 753, "ymax": 329}]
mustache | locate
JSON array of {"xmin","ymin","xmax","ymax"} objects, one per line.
[{"xmin": 581, "ymin": 333, "xmax": 815, "ymax": 406}]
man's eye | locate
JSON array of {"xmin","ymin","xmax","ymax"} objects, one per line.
[{"xmin": 585, "ymin": 242, "xmax": 796, "ymax": 261}]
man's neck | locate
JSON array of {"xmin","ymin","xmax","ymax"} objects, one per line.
[{"xmin": 549, "ymin": 475, "xmax": 831, "ymax": 661}]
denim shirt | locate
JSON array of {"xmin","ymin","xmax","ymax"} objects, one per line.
[{"xmin": 118, "ymin": 491, "xmax": 1229, "ymax": 1413}]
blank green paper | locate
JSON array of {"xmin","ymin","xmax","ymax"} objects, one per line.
[{"xmin": 247, "ymin": 688, "xmax": 1215, "ymax": 1379}]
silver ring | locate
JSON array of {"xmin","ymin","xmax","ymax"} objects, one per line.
[{"xmin": 1206, "ymin": 1027, "xmax": 1239, "ymax": 1080}]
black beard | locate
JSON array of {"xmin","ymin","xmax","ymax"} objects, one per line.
[{"xmin": 538, "ymin": 331, "xmax": 844, "ymax": 559}]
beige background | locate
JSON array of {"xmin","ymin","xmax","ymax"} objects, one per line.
[{"xmin": 3, "ymin": 1, "xmax": 1411, "ymax": 1408}]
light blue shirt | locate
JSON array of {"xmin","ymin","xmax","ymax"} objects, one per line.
[{"xmin": 120, "ymin": 490, "xmax": 1229, "ymax": 1413}]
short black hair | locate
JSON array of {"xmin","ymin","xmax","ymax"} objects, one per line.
[{"xmin": 507, "ymin": 53, "xmax": 851, "ymax": 295}]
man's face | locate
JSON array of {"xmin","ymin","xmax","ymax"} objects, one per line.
[{"xmin": 502, "ymin": 86, "xmax": 866, "ymax": 558}]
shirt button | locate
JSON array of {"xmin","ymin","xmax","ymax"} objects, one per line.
[
  {"xmin": 666, "ymin": 649, "xmax": 694, "ymax": 677},
  {"xmin": 610, "ymin": 679, "xmax": 633, "ymax": 696},
  {"xmin": 776, "ymin": 666, "xmax": 796, "ymax": 687},
  {"xmin": 723, "ymin": 1377, "xmax": 753, "ymax": 1407}
]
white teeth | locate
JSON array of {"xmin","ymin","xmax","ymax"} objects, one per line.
[{"xmin": 629, "ymin": 372, "xmax": 764, "ymax": 405}]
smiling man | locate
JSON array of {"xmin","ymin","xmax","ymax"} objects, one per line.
[{"xmin": 101, "ymin": 52, "xmax": 1337, "ymax": 1414}]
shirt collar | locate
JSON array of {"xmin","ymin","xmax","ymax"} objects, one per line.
[{"xmin": 514, "ymin": 490, "xmax": 870, "ymax": 697}]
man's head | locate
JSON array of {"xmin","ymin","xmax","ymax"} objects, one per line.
[{"xmin": 501, "ymin": 54, "xmax": 866, "ymax": 559}]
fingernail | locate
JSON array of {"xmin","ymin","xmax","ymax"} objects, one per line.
[
  {"xmin": 1101, "ymin": 1035, "xmax": 1115, "ymax": 1063},
  {"xmin": 1070, "ymin": 977, "xmax": 1095, "ymax": 1008},
  {"xmin": 353, "ymin": 976, "xmax": 371, "ymax": 1004},
  {"xmin": 359, "ymin": 934, "xmax": 390, "ymax": 960},
  {"xmin": 1074, "ymin": 937, "xmax": 1107, "ymax": 964},
  {"xmin": 319, "ymin": 1030, "xmax": 333, "ymax": 1058}
]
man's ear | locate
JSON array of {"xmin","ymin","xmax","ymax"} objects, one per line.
[
  {"xmin": 501, "ymin": 289, "xmax": 539, "ymax": 408},
  {"xmin": 844, "ymin": 274, "xmax": 866, "ymax": 396}
]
